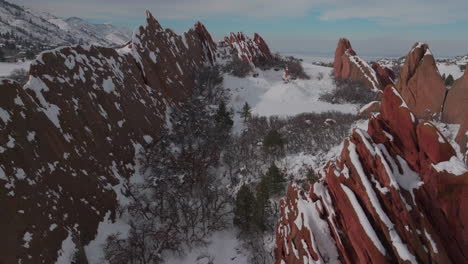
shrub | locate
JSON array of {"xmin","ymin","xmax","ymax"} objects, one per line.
[
  {"xmin": 223, "ymin": 57, "xmax": 252, "ymax": 77},
  {"xmin": 459, "ymin": 64, "xmax": 466, "ymax": 72},
  {"xmin": 286, "ymin": 59, "xmax": 310, "ymax": 80},
  {"xmin": 319, "ymin": 77, "xmax": 377, "ymax": 105},
  {"xmin": 445, "ymin": 74, "xmax": 454, "ymax": 87}
]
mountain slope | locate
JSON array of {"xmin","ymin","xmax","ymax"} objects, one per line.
[{"xmin": 0, "ymin": 0, "xmax": 131, "ymax": 49}]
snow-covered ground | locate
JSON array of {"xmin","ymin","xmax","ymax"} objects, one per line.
[
  {"xmin": 225, "ymin": 62, "xmax": 358, "ymax": 119},
  {"xmin": 437, "ymin": 62, "xmax": 464, "ymax": 80},
  {"xmin": 0, "ymin": 61, "xmax": 31, "ymax": 77}
]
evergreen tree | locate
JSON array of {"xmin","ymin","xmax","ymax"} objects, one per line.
[
  {"xmin": 265, "ymin": 162, "xmax": 286, "ymax": 195},
  {"xmin": 445, "ymin": 74, "xmax": 454, "ymax": 87},
  {"xmin": 0, "ymin": 49, "xmax": 4, "ymax": 62},
  {"xmin": 215, "ymin": 101, "xmax": 233, "ymax": 134},
  {"xmin": 263, "ymin": 129, "xmax": 285, "ymax": 157},
  {"xmin": 253, "ymin": 175, "xmax": 270, "ymax": 232},
  {"xmin": 234, "ymin": 185, "xmax": 255, "ymax": 231},
  {"xmin": 239, "ymin": 102, "xmax": 252, "ymax": 122}
]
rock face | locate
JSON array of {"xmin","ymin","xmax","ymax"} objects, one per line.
[
  {"xmin": 0, "ymin": 11, "xmax": 218, "ymax": 263},
  {"xmin": 223, "ymin": 32, "xmax": 273, "ymax": 65},
  {"xmin": 372, "ymin": 62, "xmax": 395, "ymax": 89},
  {"xmin": 276, "ymin": 86, "xmax": 468, "ymax": 264},
  {"xmin": 396, "ymin": 42, "xmax": 446, "ymax": 120},
  {"xmin": 333, "ymin": 38, "xmax": 381, "ymax": 91},
  {"xmin": 442, "ymin": 67, "xmax": 468, "ymax": 125}
]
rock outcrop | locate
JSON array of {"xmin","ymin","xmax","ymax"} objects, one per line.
[
  {"xmin": 276, "ymin": 86, "xmax": 468, "ymax": 264},
  {"xmin": 333, "ymin": 38, "xmax": 381, "ymax": 91},
  {"xmin": 372, "ymin": 62, "xmax": 395, "ymax": 89},
  {"xmin": 223, "ymin": 32, "xmax": 273, "ymax": 65},
  {"xmin": 396, "ymin": 42, "xmax": 446, "ymax": 120},
  {"xmin": 442, "ymin": 67, "xmax": 468, "ymax": 125},
  {"xmin": 0, "ymin": 11, "xmax": 218, "ymax": 263}
]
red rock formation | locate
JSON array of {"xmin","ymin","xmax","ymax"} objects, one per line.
[
  {"xmin": 0, "ymin": 11, "xmax": 217, "ymax": 263},
  {"xmin": 372, "ymin": 62, "xmax": 395, "ymax": 88},
  {"xmin": 396, "ymin": 42, "xmax": 446, "ymax": 120},
  {"xmin": 358, "ymin": 101, "xmax": 381, "ymax": 119},
  {"xmin": 192, "ymin": 21, "xmax": 217, "ymax": 65},
  {"xmin": 333, "ymin": 38, "xmax": 381, "ymax": 91},
  {"xmin": 442, "ymin": 67, "xmax": 468, "ymax": 125},
  {"xmin": 456, "ymin": 117, "xmax": 468, "ymax": 164},
  {"xmin": 223, "ymin": 32, "xmax": 273, "ymax": 65},
  {"xmin": 276, "ymin": 85, "xmax": 468, "ymax": 264}
]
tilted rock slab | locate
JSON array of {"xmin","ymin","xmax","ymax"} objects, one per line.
[{"xmin": 276, "ymin": 86, "xmax": 468, "ymax": 264}]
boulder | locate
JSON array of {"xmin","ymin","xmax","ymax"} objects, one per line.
[
  {"xmin": 358, "ymin": 101, "xmax": 381, "ymax": 119},
  {"xmin": 275, "ymin": 85, "xmax": 468, "ymax": 264},
  {"xmin": 396, "ymin": 42, "xmax": 446, "ymax": 120}
]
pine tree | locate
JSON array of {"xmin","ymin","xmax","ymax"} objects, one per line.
[
  {"xmin": 0, "ymin": 48, "xmax": 4, "ymax": 62},
  {"xmin": 265, "ymin": 162, "xmax": 286, "ymax": 195},
  {"xmin": 263, "ymin": 129, "xmax": 285, "ymax": 157},
  {"xmin": 239, "ymin": 102, "xmax": 252, "ymax": 122},
  {"xmin": 234, "ymin": 185, "xmax": 255, "ymax": 231},
  {"xmin": 215, "ymin": 101, "xmax": 233, "ymax": 134},
  {"xmin": 253, "ymin": 175, "xmax": 270, "ymax": 232},
  {"xmin": 445, "ymin": 74, "xmax": 454, "ymax": 87}
]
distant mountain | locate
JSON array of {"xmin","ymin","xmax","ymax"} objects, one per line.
[{"xmin": 0, "ymin": 0, "xmax": 131, "ymax": 61}]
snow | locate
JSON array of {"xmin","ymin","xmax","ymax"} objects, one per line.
[
  {"xmin": 226, "ymin": 62, "xmax": 357, "ymax": 120},
  {"xmin": 432, "ymin": 156, "xmax": 468, "ymax": 176},
  {"xmin": 149, "ymin": 51, "xmax": 157, "ymax": 63},
  {"xmin": 424, "ymin": 229, "xmax": 439, "ymax": 254},
  {"xmin": 23, "ymin": 232, "xmax": 33, "ymax": 248},
  {"xmin": 55, "ymin": 231, "xmax": 76, "ymax": 264},
  {"xmin": 85, "ymin": 211, "xmax": 131, "ymax": 264},
  {"xmin": 102, "ymin": 77, "xmax": 116, "ymax": 94},
  {"xmin": 341, "ymin": 184, "xmax": 386, "ymax": 255},
  {"xmin": 348, "ymin": 141, "xmax": 418, "ymax": 263},
  {"xmin": 0, "ymin": 107, "xmax": 11, "ymax": 123},
  {"xmin": 0, "ymin": 61, "xmax": 31, "ymax": 77},
  {"xmin": 24, "ymin": 77, "xmax": 62, "ymax": 130},
  {"xmin": 437, "ymin": 63, "xmax": 464, "ymax": 80},
  {"xmin": 294, "ymin": 189, "xmax": 341, "ymax": 263}
]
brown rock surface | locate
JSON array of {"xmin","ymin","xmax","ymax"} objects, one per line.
[
  {"xmin": 0, "ymin": 11, "xmax": 218, "ymax": 263},
  {"xmin": 372, "ymin": 62, "xmax": 395, "ymax": 88},
  {"xmin": 396, "ymin": 42, "xmax": 446, "ymax": 120},
  {"xmin": 276, "ymin": 85, "xmax": 468, "ymax": 264},
  {"xmin": 442, "ymin": 67, "xmax": 468, "ymax": 125}
]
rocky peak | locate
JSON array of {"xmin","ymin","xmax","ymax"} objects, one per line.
[
  {"xmin": 192, "ymin": 21, "xmax": 218, "ymax": 64},
  {"xmin": 333, "ymin": 38, "xmax": 381, "ymax": 91},
  {"xmin": 396, "ymin": 42, "xmax": 446, "ymax": 120},
  {"xmin": 275, "ymin": 85, "xmax": 468, "ymax": 264},
  {"xmin": 223, "ymin": 32, "xmax": 273, "ymax": 65},
  {"xmin": 442, "ymin": 63, "xmax": 468, "ymax": 125}
]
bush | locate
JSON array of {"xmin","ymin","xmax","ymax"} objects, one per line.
[
  {"xmin": 459, "ymin": 64, "xmax": 466, "ymax": 72},
  {"xmin": 445, "ymin": 74, "xmax": 454, "ymax": 87},
  {"xmin": 319, "ymin": 76, "xmax": 377, "ymax": 105},
  {"xmin": 286, "ymin": 59, "xmax": 310, "ymax": 80},
  {"xmin": 256, "ymin": 53, "xmax": 285, "ymax": 71},
  {"xmin": 223, "ymin": 57, "xmax": 252, "ymax": 77}
]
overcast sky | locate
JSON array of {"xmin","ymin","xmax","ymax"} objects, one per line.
[{"xmin": 16, "ymin": 0, "xmax": 468, "ymax": 57}]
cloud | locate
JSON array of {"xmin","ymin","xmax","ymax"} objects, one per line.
[
  {"xmin": 18, "ymin": 0, "xmax": 468, "ymax": 25},
  {"xmin": 319, "ymin": 0, "xmax": 468, "ymax": 25}
]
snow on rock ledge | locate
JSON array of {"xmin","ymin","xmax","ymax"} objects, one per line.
[{"xmin": 275, "ymin": 85, "xmax": 468, "ymax": 264}]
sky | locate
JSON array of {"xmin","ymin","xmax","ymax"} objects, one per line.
[{"xmin": 16, "ymin": 0, "xmax": 468, "ymax": 57}]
